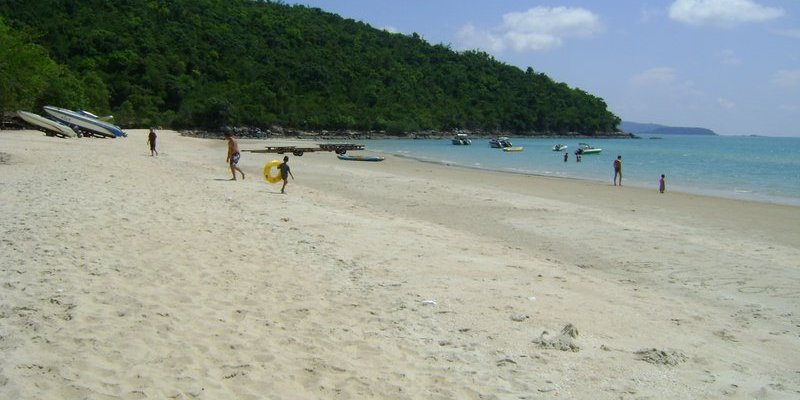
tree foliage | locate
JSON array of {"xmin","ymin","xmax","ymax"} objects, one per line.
[{"xmin": 0, "ymin": 0, "xmax": 621, "ymax": 134}]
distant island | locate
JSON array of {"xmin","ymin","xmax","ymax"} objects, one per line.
[{"xmin": 620, "ymin": 121, "xmax": 717, "ymax": 136}]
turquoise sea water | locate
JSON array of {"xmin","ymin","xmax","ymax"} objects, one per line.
[{"xmin": 362, "ymin": 135, "xmax": 800, "ymax": 206}]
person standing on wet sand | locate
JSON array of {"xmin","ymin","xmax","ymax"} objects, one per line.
[
  {"xmin": 224, "ymin": 132, "xmax": 245, "ymax": 181},
  {"xmin": 147, "ymin": 128, "xmax": 158, "ymax": 156},
  {"xmin": 659, "ymin": 174, "xmax": 666, "ymax": 193},
  {"xmin": 613, "ymin": 155, "xmax": 622, "ymax": 186},
  {"xmin": 280, "ymin": 155, "xmax": 294, "ymax": 194}
]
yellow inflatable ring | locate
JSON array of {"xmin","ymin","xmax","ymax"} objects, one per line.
[{"xmin": 263, "ymin": 160, "xmax": 282, "ymax": 183}]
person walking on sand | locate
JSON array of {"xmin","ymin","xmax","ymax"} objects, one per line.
[
  {"xmin": 280, "ymin": 155, "xmax": 294, "ymax": 194},
  {"xmin": 659, "ymin": 174, "xmax": 666, "ymax": 193},
  {"xmin": 613, "ymin": 155, "xmax": 622, "ymax": 186},
  {"xmin": 147, "ymin": 128, "xmax": 158, "ymax": 156},
  {"xmin": 224, "ymin": 132, "xmax": 245, "ymax": 180}
]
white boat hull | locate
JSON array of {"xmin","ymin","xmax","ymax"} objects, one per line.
[
  {"xmin": 17, "ymin": 110, "xmax": 77, "ymax": 138},
  {"xmin": 43, "ymin": 106, "xmax": 126, "ymax": 138}
]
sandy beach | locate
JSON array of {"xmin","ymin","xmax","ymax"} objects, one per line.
[{"xmin": 1, "ymin": 129, "xmax": 798, "ymax": 399}]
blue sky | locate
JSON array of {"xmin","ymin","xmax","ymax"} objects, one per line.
[{"xmin": 286, "ymin": 0, "xmax": 800, "ymax": 136}]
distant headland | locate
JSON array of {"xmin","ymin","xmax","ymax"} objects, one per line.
[{"xmin": 620, "ymin": 121, "xmax": 717, "ymax": 136}]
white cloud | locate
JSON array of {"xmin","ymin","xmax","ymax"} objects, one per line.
[
  {"xmin": 456, "ymin": 24, "xmax": 506, "ymax": 53},
  {"xmin": 772, "ymin": 69, "xmax": 800, "ymax": 87},
  {"xmin": 717, "ymin": 97, "xmax": 736, "ymax": 109},
  {"xmin": 772, "ymin": 28, "xmax": 800, "ymax": 39},
  {"xmin": 638, "ymin": 6, "xmax": 664, "ymax": 24},
  {"xmin": 630, "ymin": 67, "xmax": 677, "ymax": 86},
  {"xmin": 668, "ymin": 0, "xmax": 784, "ymax": 27},
  {"xmin": 456, "ymin": 6, "xmax": 603, "ymax": 53},
  {"xmin": 716, "ymin": 49, "xmax": 741, "ymax": 65}
]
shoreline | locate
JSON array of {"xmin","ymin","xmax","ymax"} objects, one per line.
[
  {"xmin": 2, "ymin": 129, "xmax": 798, "ymax": 398},
  {"xmin": 370, "ymin": 147, "xmax": 800, "ymax": 208}
]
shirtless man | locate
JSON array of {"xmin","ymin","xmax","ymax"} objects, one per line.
[
  {"xmin": 224, "ymin": 132, "xmax": 245, "ymax": 180},
  {"xmin": 613, "ymin": 155, "xmax": 622, "ymax": 186}
]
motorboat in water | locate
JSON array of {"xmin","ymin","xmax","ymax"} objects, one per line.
[
  {"xmin": 552, "ymin": 144, "xmax": 568, "ymax": 151},
  {"xmin": 43, "ymin": 106, "xmax": 126, "ymax": 138},
  {"xmin": 451, "ymin": 133, "xmax": 471, "ymax": 145},
  {"xmin": 575, "ymin": 143, "xmax": 602, "ymax": 155},
  {"xmin": 489, "ymin": 137, "xmax": 513, "ymax": 148}
]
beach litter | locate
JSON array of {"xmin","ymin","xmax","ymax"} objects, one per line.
[
  {"xmin": 510, "ymin": 313, "xmax": 529, "ymax": 322},
  {"xmin": 533, "ymin": 323, "xmax": 580, "ymax": 352},
  {"xmin": 634, "ymin": 348, "xmax": 687, "ymax": 366}
]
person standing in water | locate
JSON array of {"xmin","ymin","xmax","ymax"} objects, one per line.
[
  {"xmin": 224, "ymin": 132, "xmax": 245, "ymax": 180},
  {"xmin": 613, "ymin": 155, "xmax": 622, "ymax": 186},
  {"xmin": 280, "ymin": 155, "xmax": 294, "ymax": 194},
  {"xmin": 147, "ymin": 128, "xmax": 158, "ymax": 156}
]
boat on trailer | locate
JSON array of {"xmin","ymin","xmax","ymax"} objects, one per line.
[
  {"xmin": 43, "ymin": 106, "xmax": 126, "ymax": 138},
  {"xmin": 17, "ymin": 110, "xmax": 77, "ymax": 138}
]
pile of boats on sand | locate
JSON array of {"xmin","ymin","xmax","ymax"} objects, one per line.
[{"xmin": 16, "ymin": 106, "xmax": 126, "ymax": 138}]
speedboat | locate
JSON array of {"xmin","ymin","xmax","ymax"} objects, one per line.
[
  {"xmin": 337, "ymin": 154, "xmax": 385, "ymax": 162},
  {"xmin": 451, "ymin": 133, "xmax": 471, "ymax": 145},
  {"xmin": 43, "ymin": 106, "xmax": 126, "ymax": 138},
  {"xmin": 17, "ymin": 110, "xmax": 77, "ymax": 138},
  {"xmin": 575, "ymin": 143, "xmax": 602, "ymax": 155},
  {"xmin": 76, "ymin": 109, "xmax": 114, "ymax": 122},
  {"xmin": 489, "ymin": 137, "xmax": 512, "ymax": 148},
  {"xmin": 552, "ymin": 144, "xmax": 568, "ymax": 151}
]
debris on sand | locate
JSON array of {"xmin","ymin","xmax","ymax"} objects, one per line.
[
  {"xmin": 533, "ymin": 323, "xmax": 580, "ymax": 352},
  {"xmin": 635, "ymin": 348, "xmax": 687, "ymax": 366}
]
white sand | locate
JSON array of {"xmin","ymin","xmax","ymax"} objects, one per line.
[{"xmin": 1, "ymin": 129, "xmax": 798, "ymax": 399}]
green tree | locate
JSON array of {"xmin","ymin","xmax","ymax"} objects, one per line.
[{"xmin": 0, "ymin": 18, "xmax": 59, "ymax": 111}]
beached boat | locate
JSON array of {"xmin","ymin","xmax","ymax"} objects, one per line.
[
  {"xmin": 337, "ymin": 154, "xmax": 385, "ymax": 162},
  {"xmin": 451, "ymin": 133, "xmax": 471, "ymax": 145},
  {"xmin": 576, "ymin": 143, "xmax": 602, "ymax": 155},
  {"xmin": 552, "ymin": 144, "xmax": 568, "ymax": 151},
  {"xmin": 75, "ymin": 109, "xmax": 114, "ymax": 122},
  {"xmin": 16, "ymin": 110, "xmax": 77, "ymax": 138},
  {"xmin": 489, "ymin": 137, "xmax": 513, "ymax": 148},
  {"xmin": 502, "ymin": 146, "xmax": 524, "ymax": 152},
  {"xmin": 43, "ymin": 106, "xmax": 126, "ymax": 138}
]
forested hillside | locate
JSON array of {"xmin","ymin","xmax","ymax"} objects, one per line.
[{"xmin": 0, "ymin": 0, "xmax": 621, "ymax": 134}]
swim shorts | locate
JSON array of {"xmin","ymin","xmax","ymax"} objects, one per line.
[{"xmin": 230, "ymin": 152, "xmax": 241, "ymax": 166}]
